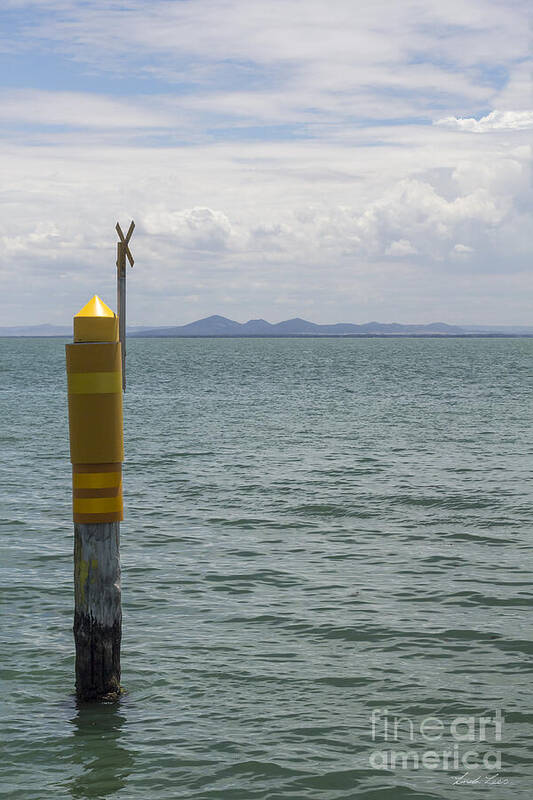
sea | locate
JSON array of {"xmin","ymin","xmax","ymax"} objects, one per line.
[{"xmin": 1, "ymin": 336, "xmax": 532, "ymax": 799}]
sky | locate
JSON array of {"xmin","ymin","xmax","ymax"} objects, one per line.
[{"xmin": 0, "ymin": 0, "xmax": 531, "ymax": 326}]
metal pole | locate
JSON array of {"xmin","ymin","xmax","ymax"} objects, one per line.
[
  {"xmin": 116, "ymin": 221, "xmax": 134, "ymax": 392},
  {"xmin": 117, "ymin": 242, "xmax": 126, "ymax": 392}
]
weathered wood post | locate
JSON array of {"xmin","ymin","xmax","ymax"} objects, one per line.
[{"xmin": 66, "ymin": 296, "xmax": 124, "ymax": 701}]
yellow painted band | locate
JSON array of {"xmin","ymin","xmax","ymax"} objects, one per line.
[
  {"xmin": 74, "ymin": 314, "xmax": 118, "ymax": 343},
  {"xmin": 73, "ymin": 472, "xmax": 122, "ymax": 489},
  {"xmin": 68, "ymin": 371, "xmax": 121, "ymax": 394},
  {"xmin": 73, "ymin": 496, "xmax": 123, "ymax": 514}
]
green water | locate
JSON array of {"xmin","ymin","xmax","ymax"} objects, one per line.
[{"xmin": 1, "ymin": 337, "xmax": 532, "ymax": 799}]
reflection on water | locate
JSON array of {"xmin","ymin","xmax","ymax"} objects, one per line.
[{"xmin": 69, "ymin": 702, "xmax": 134, "ymax": 799}]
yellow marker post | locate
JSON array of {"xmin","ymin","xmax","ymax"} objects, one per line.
[{"xmin": 66, "ymin": 295, "xmax": 123, "ymax": 701}]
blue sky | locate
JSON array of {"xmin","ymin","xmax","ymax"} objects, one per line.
[{"xmin": 0, "ymin": 0, "xmax": 531, "ymax": 325}]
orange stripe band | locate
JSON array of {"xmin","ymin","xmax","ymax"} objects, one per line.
[
  {"xmin": 73, "ymin": 487, "xmax": 121, "ymax": 499},
  {"xmin": 74, "ymin": 511, "xmax": 123, "ymax": 524},
  {"xmin": 73, "ymin": 463, "xmax": 122, "ymax": 473}
]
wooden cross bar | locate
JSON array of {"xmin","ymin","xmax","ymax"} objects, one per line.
[{"xmin": 116, "ymin": 220, "xmax": 135, "ymax": 391}]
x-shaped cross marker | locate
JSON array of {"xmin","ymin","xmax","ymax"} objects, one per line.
[{"xmin": 116, "ymin": 221, "xmax": 135, "ymax": 267}]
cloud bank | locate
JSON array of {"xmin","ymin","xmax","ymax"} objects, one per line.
[
  {"xmin": 435, "ymin": 110, "xmax": 533, "ymax": 133},
  {"xmin": 0, "ymin": 0, "xmax": 531, "ymax": 325}
]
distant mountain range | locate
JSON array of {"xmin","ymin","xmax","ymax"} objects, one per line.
[
  {"xmin": 0, "ymin": 323, "xmax": 74, "ymax": 336},
  {"xmin": 0, "ymin": 323, "xmax": 155, "ymax": 337},
  {"xmin": 2, "ymin": 317, "xmax": 533, "ymax": 337},
  {"xmin": 132, "ymin": 315, "xmax": 467, "ymax": 337}
]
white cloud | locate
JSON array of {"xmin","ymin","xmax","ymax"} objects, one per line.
[
  {"xmin": 454, "ymin": 243, "xmax": 474, "ymax": 253},
  {"xmin": 435, "ymin": 110, "xmax": 533, "ymax": 133},
  {"xmin": 386, "ymin": 239, "xmax": 417, "ymax": 257},
  {"xmin": 491, "ymin": 61, "xmax": 533, "ymax": 110},
  {"xmin": 142, "ymin": 207, "xmax": 239, "ymax": 252},
  {"xmin": 0, "ymin": 90, "xmax": 176, "ymax": 129}
]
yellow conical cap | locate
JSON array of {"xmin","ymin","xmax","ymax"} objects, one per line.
[
  {"xmin": 73, "ymin": 295, "xmax": 118, "ymax": 342},
  {"xmin": 75, "ymin": 295, "xmax": 115, "ymax": 319}
]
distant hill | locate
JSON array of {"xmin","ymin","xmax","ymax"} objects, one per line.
[
  {"xmin": 0, "ymin": 323, "xmax": 73, "ymax": 337},
  {"xmin": 3, "ymin": 318, "xmax": 533, "ymax": 337},
  {"xmin": 0, "ymin": 324, "xmax": 156, "ymax": 337},
  {"xmin": 132, "ymin": 315, "xmax": 466, "ymax": 337}
]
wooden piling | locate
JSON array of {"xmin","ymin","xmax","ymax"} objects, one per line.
[{"xmin": 74, "ymin": 522, "xmax": 121, "ymax": 700}]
